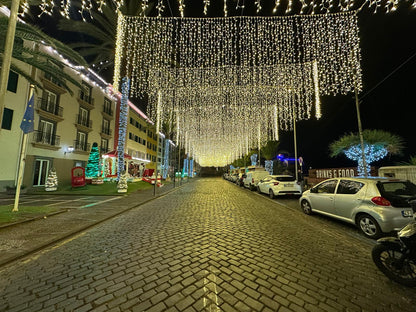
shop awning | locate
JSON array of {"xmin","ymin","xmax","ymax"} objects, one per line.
[{"xmin": 102, "ymin": 150, "xmax": 132, "ymax": 159}]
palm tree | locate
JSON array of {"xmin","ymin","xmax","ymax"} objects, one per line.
[
  {"xmin": 0, "ymin": 15, "xmax": 87, "ymax": 94},
  {"xmin": 329, "ymin": 129, "xmax": 404, "ymax": 176},
  {"xmin": 261, "ymin": 140, "xmax": 280, "ymax": 174},
  {"xmin": 57, "ymin": 0, "xmax": 154, "ymax": 79}
]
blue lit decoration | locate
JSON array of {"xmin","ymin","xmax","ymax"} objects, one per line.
[
  {"xmin": 189, "ymin": 159, "xmax": 194, "ymax": 177},
  {"xmin": 117, "ymin": 77, "xmax": 130, "ymax": 181},
  {"xmin": 250, "ymin": 154, "xmax": 257, "ymax": 166},
  {"xmin": 344, "ymin": 144, "xmax": 388, "ymax": 176},
  {"xmin": 183, "ymin": 158, "xmax": 189, "ymax": 177},
  {"xmin": 230, "ymin": 165, "xmax": 235, "ymax": 170},
  {"xmin": 162, "ymin": 139, "xmax": 170, "ymax": 179},
  {"xmin": 265, "ymin": 160, "xmax": 273, "ymax": 175}
]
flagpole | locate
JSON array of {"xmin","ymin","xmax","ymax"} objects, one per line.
[{"xmin": 13, "ymin": 85, "xmax": 35, "ymax": 212}]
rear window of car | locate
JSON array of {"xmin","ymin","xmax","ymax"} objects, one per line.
[
  {"xmin": 377, "ymin": 181, "xmax": 416, "ymax": 207},
  {"xmin": 274, "ymin": 176, "xmax": 295, "ymax": 182}
]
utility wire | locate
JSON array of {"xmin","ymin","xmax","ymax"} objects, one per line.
[{"xmin": 359, "ymin": 50, "xmax": 416, "ymax": 101}]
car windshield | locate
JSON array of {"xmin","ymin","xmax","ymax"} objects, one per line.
[{"xmin": 377, "ymin": 181, "xmax": 416, "ymax": 207}]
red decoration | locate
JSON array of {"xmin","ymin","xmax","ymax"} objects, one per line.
[{"xmin": 71, "ymin": 167, "xmax": 86, "ymax": 188}]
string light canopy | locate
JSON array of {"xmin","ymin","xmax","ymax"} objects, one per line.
[
  {"xmin": 112, "ymin": 10, "xmax": 362, "ymax": 166},
  {"xmin": 22, "ymin": 0, "xmax": 416, "ymax": 19}
]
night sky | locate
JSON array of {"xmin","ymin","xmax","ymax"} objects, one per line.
[{"xmin": 30, "ymin": 1, "xmax": 416, "ymax": 170}]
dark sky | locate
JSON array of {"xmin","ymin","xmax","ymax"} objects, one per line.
[{"xmin": 31, "ymin": 1, "xmax": 416, "ymax": 169}]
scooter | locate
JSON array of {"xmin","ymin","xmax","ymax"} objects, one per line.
[{"xmin": 372, "ymin": 218, "xmax": 416, "ymax": 286}]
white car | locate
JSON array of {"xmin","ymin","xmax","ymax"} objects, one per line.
[
  {"xmin": 299, "ymin": 177, "xmax": 416, "ymax": 239},
  {"xmin": 257, "ymin": 175, "xmax": 303, "ymax": 198},
  {"xmin": 244, "ymin": 170, "xmax": 269, "ymax": 190}
]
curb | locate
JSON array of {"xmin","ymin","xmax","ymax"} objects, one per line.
[{"xmin": 0, "ymin": 209, "xmax": 70, "ymax": 230}]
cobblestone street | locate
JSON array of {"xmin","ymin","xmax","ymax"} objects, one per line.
[{"xmin": 1, "ymin": 178, "xmax": 415, "ymax": 312}]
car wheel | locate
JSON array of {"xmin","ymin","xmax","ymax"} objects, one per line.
[
  {"xmin": 301, "ymin": 200, "xmax": 313, "ymax": 215},
  {"xmin": 269, "ymin": 189, "xmax": 275, "ymax": 199},
  {"xmin": 357, "ymin": 214, "xmax": 382, "ymax": 239}
]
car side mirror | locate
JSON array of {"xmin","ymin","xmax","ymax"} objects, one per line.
[{"xmin": 310, "ymin": 187, "xmax": 317, "ymax": 193}]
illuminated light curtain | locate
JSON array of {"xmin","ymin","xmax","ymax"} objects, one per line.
[{"xmin": 114, "ymin": 11, "xmax": 362, "ymax": 98}]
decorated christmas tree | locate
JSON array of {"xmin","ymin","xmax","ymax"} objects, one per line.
[
  {"xmin": 117, "ymin": 171, "xmax": 128, "ymax": 193},
  {"xmin": 85, "ymin": 142, "xmax": 101, "ymax": 178},
  {"xmin": 45, "ymin": 168, "xmax": 58, "ymax": 191}
]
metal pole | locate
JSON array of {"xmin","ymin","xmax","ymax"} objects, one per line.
[
  {"xmin": 292, "ymin": 104, "xmax": 299, "ymax": 182},
  {"xmin": 13, "ymin": 85, "xmax": 35, "ymax": 212},
  {"xmin": 355, "ymin": 87, "xmax": 368, "ymax": 177},
  {"xmin": 0, "ymin": 0, "xmax": 20, "ymax": 127}
]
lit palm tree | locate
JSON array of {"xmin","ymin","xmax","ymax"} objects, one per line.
[
  {"xmin": 0, "ymin": 15, "xmax": 87, "ymax": 94},
  {"xmin": 330, "ymin": 129, "xmax": 404, "ymax": 176}
]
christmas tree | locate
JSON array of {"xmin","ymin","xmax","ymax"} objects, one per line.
[
  {"xmin": 117, "ymin": 171, "xmax": 128, "ymax": 193},
  {"xmin": 45, "ymin": 168, "xmax": 58, "ymax": 191},
  {"xmin": 86, "ymin": 142, "xmax": 101, "ymax": 178}
]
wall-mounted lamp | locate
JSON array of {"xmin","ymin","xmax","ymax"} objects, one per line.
[{"xmin": 65, "ymin": 146, "xmax": 74, "ymax": 155}]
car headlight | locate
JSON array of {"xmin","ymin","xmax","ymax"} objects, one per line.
[{"xmin": 401, "ymin": 210, "xmax": 413, "ymax": 217}]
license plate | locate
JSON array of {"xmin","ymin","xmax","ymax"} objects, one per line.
[{"xmin": 284, "ymin": 183, "xmax": 293, "ymax": 187}]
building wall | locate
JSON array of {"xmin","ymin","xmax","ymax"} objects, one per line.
[{"xmin": 0, "ymin": 46, "xmax": 116, "ymax": 191}]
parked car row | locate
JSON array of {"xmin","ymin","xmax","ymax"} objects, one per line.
[
  {"xmin": 224, "ymin": 170, "xmax": 303, "ymax": 198},
  {"xmin": 224, "ymin": 171, "xmax": 416, "ymax": 239}
]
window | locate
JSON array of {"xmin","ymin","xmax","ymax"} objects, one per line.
[
  {"xmin": 142, "ymin": 139, "xmax": 146, "ymax": 146},
  {"xmin": 337, "ymin": 180, "xmax": 364, "ymax": 194},
  {"xmin": 39, "ymin": 120, "xmax": 55, "ymax": 144},
  {"xmin": 130, "ymin": 117, "xmax": 134, "ymax": 125},
  {"xmin": 33, "ymin": 159, "xmax": 50, "ymax": 186},
  {"xmin": 1, "ymin": 108, "xmax": 13, "ymax": 130},
  {"xmin": 100, "ymin": 138, "xmax": 108, "ymax": 153},
  {"xmin": 315, "ymin": 180, "xmax": 338, "ymax": 194},
  {"xmin": 134, "ymin": 135, "xmax": 139, "ymax": 142},
  {"xmin": 102, "ymin": 118, "xmax": 110, "ymax": 133},
  {"xmin": 129, "ymin": 132, "xmax": 133, "ymax": 140},
  {"xmin": 103, "ymin": 98, "xmax": 112, "ymax": 115},
  {"xmin": 42, "ymin": 90, "xmax": 58, "ymax": 113},
  {"xmin": 79, "ymin": 107, "xmax": 89, "ymax": 126},
  {"xmin": 7, "ymin": 71, "xmax": 18, "ymax": 93},
  {"xmin": 77, "ymin": 131, "xmax": 87, "ymax": 150}
]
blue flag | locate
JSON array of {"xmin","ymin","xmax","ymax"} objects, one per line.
[{"xmin": 20, "ymin": 94, "xmax": 35, "ymax": 134}]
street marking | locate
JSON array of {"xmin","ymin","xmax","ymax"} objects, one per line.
[
  {"xmin": 46, "ymin": 197, "xmax": 88, "ymax": 206},
  {"xmin": 203, "ymin": 267, "xmax": 220, "ymax": 312},
  {"xmin": 80, "ymin": 196, "xmax": 120, "ymax": 209}
]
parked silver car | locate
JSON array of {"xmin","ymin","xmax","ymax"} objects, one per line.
[
  {"xmin": 257, "ymin": 175, "xmax": 303, "ymax": 198},
  {"xmin": 299, "ymin": 177, "xmax": 416, "ymax": 239}
]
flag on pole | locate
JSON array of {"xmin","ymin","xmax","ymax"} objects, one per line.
[{"xmin": 20, "ymin": 93, "xmax": 35, "ymax": 134}]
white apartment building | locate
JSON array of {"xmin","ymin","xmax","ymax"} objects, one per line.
[{"xmin": 0, "ymin": 45, "xmax": 116, "ymax": 189}]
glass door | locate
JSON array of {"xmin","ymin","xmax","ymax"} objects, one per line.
[
  {"xmin": 39, "ymin": 120, "xmax": 54, "ymax": 144},
  {"xmin": 33, "ymin": 159, "xmax": 49, "ymax": 186}
]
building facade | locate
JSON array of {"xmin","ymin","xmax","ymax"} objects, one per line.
[{"xmin": 0, "ymin": 44, "xmax": 117, "ymax": 189}]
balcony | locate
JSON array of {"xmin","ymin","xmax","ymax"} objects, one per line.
[
  {"xmin": 100, "ymin": 126, "xmax": 112, "ymax": 139},
  {"xmin": 36, "ymin": 99, "xmax": 64, "ymax": 122},
  {"xmin": 101, "ymin": 106, "xmax": 114, "ymax": 120},
  {"xmin": 75, "ymin": 115, "xmax": 93, "ymax": 133},
  {"xmin": 73, "ymin": 140, "xmax": 91, "ymax": 155},
  {"xmin": 31, "ymin": 131, "xmax": 61, "ymax": 151},
  {"xmin": 40, "ymin": 74, "xmax": 67, "ymax": 95},
  {"xmin": 77, "ymin": 90, "xmax": 95, "ymax": 110}
]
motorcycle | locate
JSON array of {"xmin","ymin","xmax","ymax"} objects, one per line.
[{"xmin": 372, "ymin": 218, "xmax": 416, "ymax": 287}]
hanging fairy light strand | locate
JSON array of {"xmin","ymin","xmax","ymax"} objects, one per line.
[{"xmin": 114, "ymin": 11, "xmax": 361, "ymax": 97}]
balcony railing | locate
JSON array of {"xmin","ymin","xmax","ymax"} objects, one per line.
[
  {"xmin": 76, "ymin": 115, "xmax": 93, "ymax": 128},
  {"xmin": 79, "ymin": 90, "xmax": 94, "ymax": 105},
  {"xmin": 44, "ymin": 72, "xmax": 64, "ymax": 87},
  {"xmin": 74, "ymin": 140, "xmax": 90, "ymax": 152},
  {"xmin": 103, "ymin": 106, "xmax": 113, "ymax": 117},
  {"xmin": 101, "ymin": 127, "xmax": 112, "ymax": 136},
  {"xmin": 37, "ymin": 98, "xmax": 63, "ymax": 117},
  {"xmin": 32, "ymin": 131, "xmax": 60, "ymax": 146}
]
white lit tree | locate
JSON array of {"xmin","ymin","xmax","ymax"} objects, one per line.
[
  {"xmin": 45, "ymin": 168, "xmax": 58, "ymax": 191},
  {"xmin": 117, "ymin": 171, "xmax": 128, "ymax": 193}
]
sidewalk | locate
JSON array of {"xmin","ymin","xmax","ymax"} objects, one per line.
[{"xmin": 0, "ymin": 182, "xmax": 185, "ymax": 268}]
